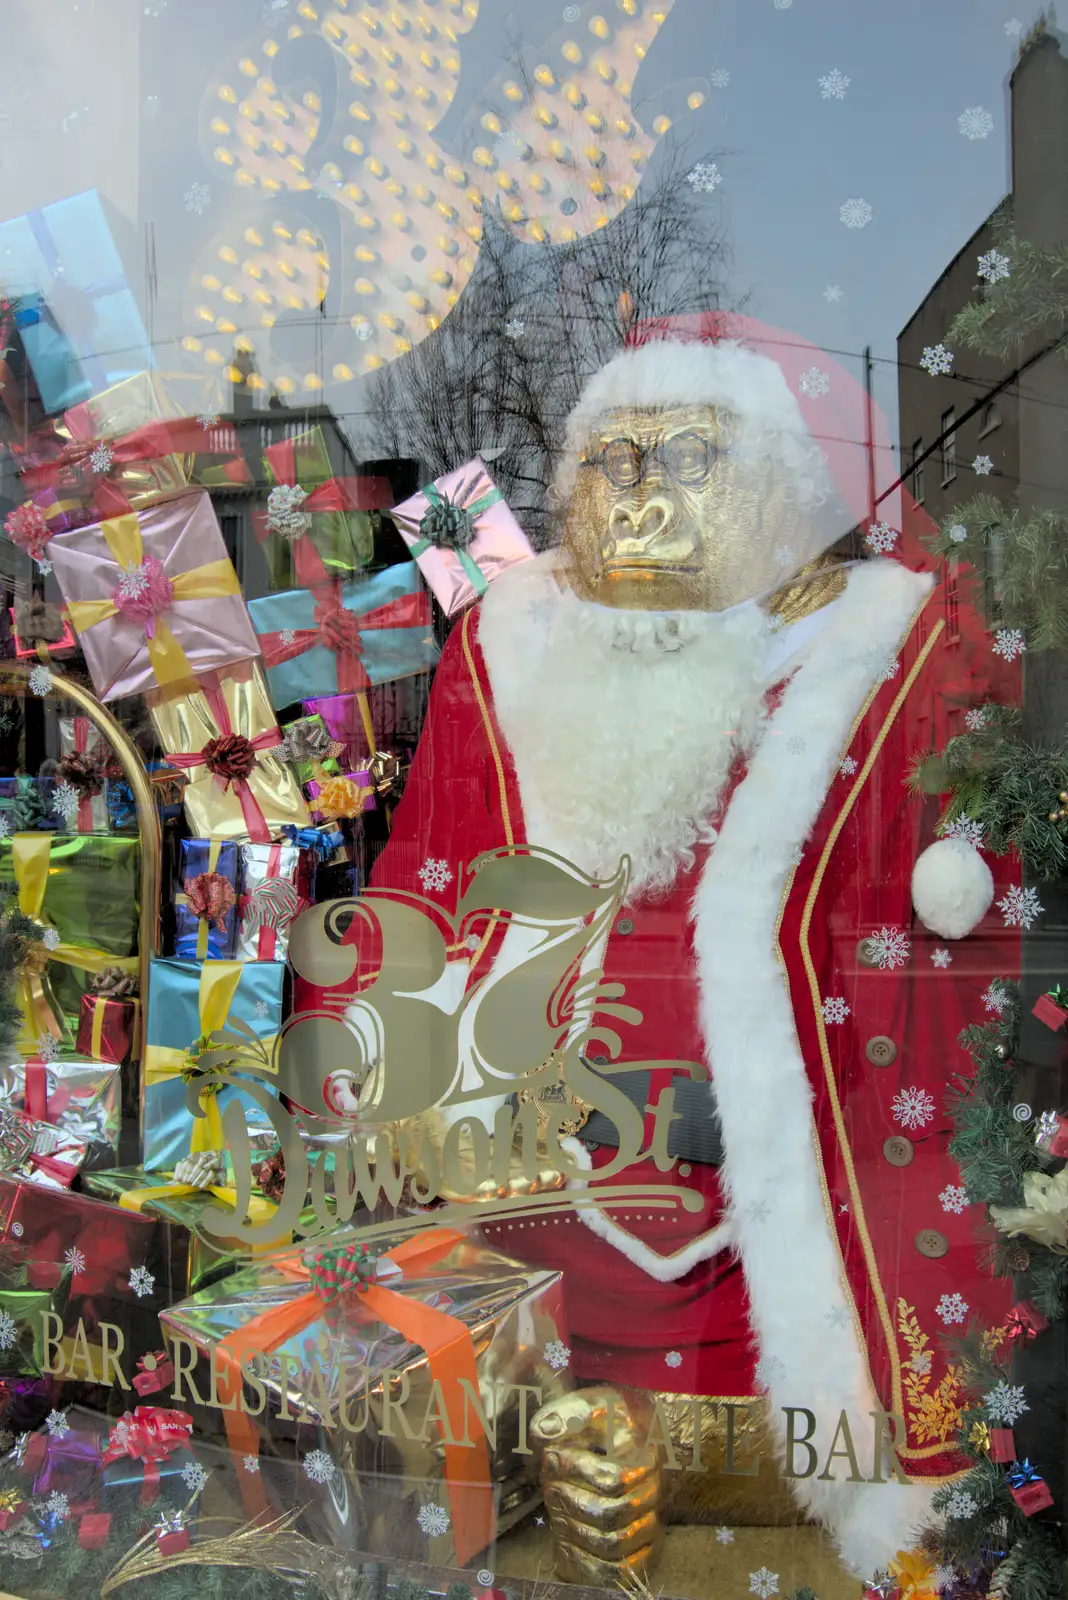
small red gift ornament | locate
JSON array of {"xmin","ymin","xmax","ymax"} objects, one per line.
[
  {"xmin": 1008, "ymin": 1460, "xmax": 1054, "ymax": 1516},
  {"xmin": 155, "ymin": 1507, "xmax": 190, "ymax": 1556},
  {"xmin": 0, "ymin": 1488, "xmax": 25, "ymax": 1531},
  {"xmin": 1032, "ymin": 987, "xmax": 1068, "ymax": 1033},
  {"xmin": 989, "ymin": 1427, "xmax": 1016, "ymax": 1463},
  {"xmin": 1006, "ymin": 1300, "xmax": 1049, "ymax": 1344},
  {"xmin": 78, "ymin": 1511, "xmax": 111, "ymax": 1549},
  {"xmin": 133, "ymin": 1351, "xmax": 175, "ymax": 1397}
]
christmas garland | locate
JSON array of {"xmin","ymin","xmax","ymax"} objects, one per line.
[
  {"xmin": 947, "ymin": 208, "xmax": 1068, "ymax": 366},
  {"xmin": 0, "ymin": 886, "xmax": 45, "ymax": 1058}
]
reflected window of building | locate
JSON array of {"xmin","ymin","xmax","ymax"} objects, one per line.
[{"xmin": 940, "ymin": 407, "xmax": 957, "ymax": 484}]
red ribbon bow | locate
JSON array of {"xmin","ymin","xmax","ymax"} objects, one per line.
[
  {"xmin": 102, "ymin": 1407, "xmax": 193, "ymax": 1506},
  {"xmin": 164, "ymin": 680, "xmax": 279, "ymax": 844},
  {"xmin": 182, "ymin": 872, "xmax": 235, "ymax": 932}
]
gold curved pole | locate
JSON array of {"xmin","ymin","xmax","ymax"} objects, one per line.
[{"xmin": 1, "ymin": 663, "xmax": 160, "ymax": 1126}]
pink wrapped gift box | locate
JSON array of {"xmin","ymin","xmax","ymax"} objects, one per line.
[
  {"xmin": 390, "ymin": 455, "xmax": 533, "ymax": 618},
  {"xmin": 47, "ymin": 491, "xmax": 259, "ymax": 701}
]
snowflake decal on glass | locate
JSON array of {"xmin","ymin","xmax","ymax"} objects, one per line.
[
  {"xmin": 932, "ymin": 1568, "xmax": 956, "ymax": 1592},
  {"xmin": 865, "ymin": 521, "xmax": 898, "ymax": 554},
  {"xmin": 936, "ymin": 1292, "xmax": 968, "ymax": 1326},
  {"xmin": 947, "ymin": 522, "xmax": 968, "ymax": 544},
  {"xmin": 64, "ymin": 1247, "xmax": 86, "ymax": 1275},
  {"xmin": 0, "ymin": 818, "xmax": 8, "ymax": 842},
  {"xmin": 746, "ymin": 1200, "xmax": 771, "ymax": 1223},
  {"xmin": 279, "ymin": 628, "xmax": 296, "ymax": 647},
  {"xmin": 823, "ymin": 284, "xmax": 843, "ymax": 303},
  {"xmin": 544, "ymin": 1339, "xmax": 571, "ymax": 1371},
  {"xmin": 978, "ymin": 249, "xmax": 1011, "ymax": 283},
  {"xmin": 891, "ymin": 1086, "xmax": 936, "ymax": 1131},
  {"xmin": 504, "ymin": 317, "xmax": 525, "ymax": 340},
  {"xmin": 964, "ymin": 707, "xmax": 986, "ymax": 731},
  {"xmin": 716, "ymin": 1527, "xmax": 735, "ymax": 1544},
  {"xmin": 945, "ymin": 1488, "xmax": 978, "ymax": 1519},
  {"xmin": 34, "ymin": 1033, "xmax": 59, "ymax": 1062},
  {"xmin": 45, "ymin": 1490, "xmax": 69, "ymax": 1519},
  {"xmin": 665, "ymin": 1349, "xmax": 683, "ymax": 1368},
  {"xmin": 992, "ymin": 628, "xmax": 1025, "ymax": 662},
  {"xmin": 819, "ymin": 68, "xmax": 851, "ymax": 99},
  {"xmin": 866, "ymin": 927, "xmax": 911, "ymax": 970},
  {"xmin": 197, "ymin": 410, "xmax": 220, "ymax": 430},
  {"xmin": 89, "ymin": 441, "xmax": 113, "ymax": 475},
  {"xmin": 908, "ymin": 1351, "xmax": 933, "ymax": 1378},
  {"xmin": 840, "ymin": 198, "xmax": 872, "ymax": 229},
  {"xmin": 184, "ymin": 182, "xmax": 211, "ymax": 215},
  {"xmin": 128, "ymin": 1266, "xmax": 155, "ymax": 1299},
  {"xmin": 41, "ymin": 927, "xmax": 61, "ymax": 951},
  {"xmin": 931, "ymin": 948, "xmax": 952, "ymax": 968},
  {"xmin": 710, "ymin": 68, "xmax": 731, "ymax": 88},
  {"xmin": 51, "ymin": 781, "xmax": 81, "ymax": 825},
  {"xmin": 418, "ymin": 858, "xmax": 453, "ymax": 893},
  {"xmin": 417, "ymin": 1502, "xmax": 451, "ymax": 1537},
  {"xmin": 798, "ymin": 366, "xmax": 830, "ymax": 399},
  {"xmin": 254, "ymin": 999, "xmax": 271, "ymax": 1018},
  {"xmin": 687, "ymin": 162, "xmax": 723, "ymax": 193},
  {"xmin": 754, "ymin": 1355, "xmax": 784, "ymax": 1388},
  {"xmin": 116, "ymin": 563, "xmax": 150, "ymax": 603},
  {"xmin": 749, "ymin": 1568, "xmax": 779, "ymax": 1599},
  {"xmin": 973, "ymin": 453, "xmax": 994, "ymax": 476},
  {"xmin": 181, "ymin": 1460, "xmax": 209, "ymax": 1493},
  {"xmin": 28, "ymin": 664, "xmax": 53, "ymax": 697},
  {"xmin": 920, "ymin": 344, "xmax": 954, "ymax": 377},
  {"xmin": 942, "ymin": 814, "xmax": 985, "ymax": 848},
  {"xmin": 986, "ymin": 1380, "xmax": 1028, "ymax": 1424},
  {"xmin": 493, "ymin": 130, "xmax": 526, "ymax": 163},
  {"xmin": 825, "ymin": 1306, "xmax": 851, "ymax": 1330},
  {"xmin": 958, "ymin": 107, "xmax": 994, "ymax": 141},
  {"xmin": 1005, "ymin": 17, "xmax": 1023, "ymax": 35},
  {"xmin": 303, "ymin": 1448, "xmax": 335, "ymax": 1484},
  {"xmin": 840, "ymin": 756, "xmax": 858, "ymax": 776},
  {"xmin": 821, "ymin": 997, "xmax": 850, "ymax": 1024},
  {"xmin": 0, "ymin": 1312, "xmax": 17, "ymax": 1351},
  {"xmin": 940, "ymin": 1185, "xmax": 968, "ymax": 1214},
  {"xmin": 881, "ymin": 657, "xmax": 901, "ymax": 682},
  {"xmin": 998, "ymin": 885, "xmax": 1044, "ymax": 929},
  {"xmin": 45, "ymin": 1410, "xmax": 70, "ymax": 1439}
]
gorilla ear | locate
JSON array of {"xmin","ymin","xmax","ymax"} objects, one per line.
[{"xmin": 912, "ymin": 838, "xmax": 994, "ymax": 940}]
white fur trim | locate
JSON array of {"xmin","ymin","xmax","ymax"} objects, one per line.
[
  {"xmin": 692, "ymin": 559, "xmax": 935, "ymax": 1572},
  {"xmin": 912, "ymin": 838, "xmax": 994, "ymax": 939},
  {"xmin": 561, "ymin": 1136, "xmax": 733, "ymax": 1279}
]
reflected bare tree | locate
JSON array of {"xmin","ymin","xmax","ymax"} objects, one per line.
[{"xmin": 366, "ymin": 151, "xmax": 735, "ymax": 544}]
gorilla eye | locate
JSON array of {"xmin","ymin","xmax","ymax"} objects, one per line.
[
  {"xmin": 663, "ymin": 431, "xmax": 713, "ymax": 484},
  {"xmin": 601, "ymin": 438, "xmax": 643, "ymax": 488}
]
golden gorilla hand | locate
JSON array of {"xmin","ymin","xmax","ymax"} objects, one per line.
[{"xmin": 531, "ymin": 1387, "xmax": 663, "ymax": 1585}]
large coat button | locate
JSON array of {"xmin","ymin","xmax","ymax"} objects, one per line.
[
  {"xmin": 616, "ymin": 917, "xmax": 635, "ymax": 935},
  {"xmin": 883, "ymin": 1135, "xmax": 914, "ymax": 1166},
  {"xmin": 915, "ymin": 1228, "xmax": 949, "ymax": 1259},
  {"xmin": 866, "ymin": 1035, "xmax": 898, "ymax": 1067}
]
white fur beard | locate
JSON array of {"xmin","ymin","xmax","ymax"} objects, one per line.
[{"xmin": 492, "ymin": 583, "xmax": 773, "ymax": 898}]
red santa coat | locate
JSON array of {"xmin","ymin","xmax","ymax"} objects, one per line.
[{"xmin": 303, "ymin": 555, "xmax": 1018, "ymax": 1568}]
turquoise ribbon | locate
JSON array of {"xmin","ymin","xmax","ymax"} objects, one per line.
[{"xmin": 410, "ymin": 482, "xmax": 503, "ymax": 599}]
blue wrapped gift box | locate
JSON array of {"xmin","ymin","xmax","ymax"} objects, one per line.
[
  {"xmin": 0, "ymin": 190, "xmax": 151, "ymax": 414},
  {"xmin": 143, "ymin": 958, "xmax": 284, "ymax": 1173},
  {"xmin": 174, "ymin": 840, "xmax": 239, "ymax": 960}
]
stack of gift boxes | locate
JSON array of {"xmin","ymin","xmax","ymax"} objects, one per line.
[{"xmin": 0, "ymin": 181, "xmax": 561, "ymax": 1576}]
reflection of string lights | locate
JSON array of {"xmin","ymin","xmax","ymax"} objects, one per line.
[{"xmin": 185, "ymin": 0, "xmax": 703, "ymax": 393}]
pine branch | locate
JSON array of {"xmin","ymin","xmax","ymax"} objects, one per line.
[
  {"xmin": 946, "ymin": 210, "xmax": 1068, "ymax": 362},
  {"xmin": 923, "ymin": 494, "xmax": 1068, "ymax": 651}
]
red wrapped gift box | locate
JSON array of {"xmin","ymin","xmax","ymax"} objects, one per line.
[
  {"xmin": 1011, "ymin": 1475, "xmax": 1054, "ymax": 1516},
  {"xmin": 78, "ymin": 1511, "xmax": 111, "ymax": 1549},
  {"xmin": 989, "ymin": 1427, "xmax": 1016, "ymax": 1462},
  {"xmin": 0, "ymin": 1493, "xmax": 25, "ymax": 1531},
  {"xmin": 76, "ymin": 992, "xmax": 138, "ymax": 1066},
  {"xmin": 1032, "ymin": 991, "xmax": 1068, "ymax": 1032}
]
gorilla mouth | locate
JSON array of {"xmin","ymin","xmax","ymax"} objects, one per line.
[{"xmin": 601, "ymin": 558, "xmax": 702, "ymax": 576}]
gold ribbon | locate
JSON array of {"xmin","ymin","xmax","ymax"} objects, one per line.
[
  {"xmin": 12, "ymin": 835, "xmax": 138, "ymax": 1053},
  {"xmin": 119, "ymin": 1180, "xmax": 279, "ymax": 1247},
  {"xmin": 90, "ymin": 1001, "xmax": 106, "ymax": 1061},
  {"xmin": 64, "ymin": 513, "xmax": 241, "ymax": 690},
  {"xmin": 174, "ymin": 840, "xmax": 222, "ymax": 961},
  {"xmin": 144, "ymin": 962, "xmax": 277, "ymax": 1189}
]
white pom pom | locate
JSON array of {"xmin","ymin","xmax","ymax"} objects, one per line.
[{"xmin": 911, "ymin": 838, "xmax": 994, "ymax": 939}]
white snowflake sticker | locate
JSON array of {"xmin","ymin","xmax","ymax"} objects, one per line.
[
  {"xmin": 821, "ymin": 997, "xmax": 850, "ymax": 1024},
  {"xmin": 749, "ymin": 1568, "xmax": 779, "ymax": 1599},
  {"xmin": 920, "ymin": 344, "xmax": 954, "ymax": 377},
  {"xmin": 818, "ymin": 68, "xmax": 851, "ymax": 99},
  {"xmin": 939, "ymin": 1185, "xmax": 968, "ymax": 1214},
  {"xmin": 947, "ymin": 522, "xmax": 968, "ymax": 544},
  {"xmin": 181, "ymin": 1460, "xmax": 209, "ymax": 1493},
  {"xmin": 840, "ymin": 198, "xmax": 872, "ymax": 229},
  {"xmin": 958, "ymin": 107, "xmax": 994, "ymax": 141},
  {"xmin": 687, "ymin": 162, "xmax": 723, "ymax": 193},
  {"xmin": 242, "ymin": 1453, "xmax": 260, "ymax": 1473},
  {"xmin": 840, "ymin": 756, "xmax": 858, "ymax": 777},
  {"xmin": 865, "ymin": 521, "xmax": 898, "ymax": 554},
  {"xmin": 936, "ymin": 1292, "xmax": 968, "ymax": 1326},
  {"xmin": 45, "ymin": 1410, "xmax": 70, "ymax": 1439},
  {"xmin": 28, "ymin": 664, "xmax": 53, "ymax": 697},
  {"xmin": 184, "ymin": 181, "xmax": 211, "ymax": 214},
  {"xmin": 891, "ymin": 1087, "xmax": 936, "ymax": 1131},
  {"xmin": 997, "ymin": 885, "xmax": 1044, "ymax": 929},
  {"xmin": 665, "ymin": 1350, "xmax": 683, "ymax": 1368},
  {"xmin": 45, "ymin": 1491, "xmax": 69, "ymax": 1519},
  {"xmin": 41, "ymin": 928, "xmax": 61, "ymax": 951},
  {"xmin": 978, "ymin": 249, "xmax": 1011, "ymax": 284},
  {"xmin": 716, "ymin": 1526, "xmax": 735, "ymax": 1543},
  {"xmin": 504, "ymin": 317, "xmax": 525, "ymax": 340},
  {"xmin": 945, "ymin": 1488, "xmax": 978, "ymax": 1518},
  {"xmin": 417, "ymin": 1502, "xmax": 451, "ymax": 1537},
  {"xmin": 931, "ymin": 948, "xmax": 952, "ymax": 968},
  {"xmin": 1005, "ymin": 17, "xmax": 1023, "ymax": 35},
  {"xmin": 303, "ymin": 1448, "xmax": 335, "ymax": 1484},
  {"xmin": 992, "ymin": 628, "xmax": 1025, "ymax": 662},
  {"xmin": 418, "ymin": 858, "xmax": 453, "ymax": 893},
  {"xmin": 544, "ymin": 1338, "xmax": 571, "ymax": 1371},
  {"xmin": 798, "ymin": 366, "xmax": 830, "ymax": 399},
  {"xmin": 89, "ymin": 441, "xmax": 113, "ymax": 475},
  {"xmin": 115, "ymin": 563, "xmax": 150, "ymax": 603},
  {"xmin": 64, "ymin": 1247, "xmax": 86, "ymax": 1275},
  {"xmin": 973, "ymin": 453, "xmax": 994, "ymax": 476},
  {"xmin": 197, "ymin": 410, "xmax": 220, "ymax": 430},
  {"xmin": 710, "ymin": 68, "xmax": 731, "ymax": 88},
  {"xmin": 128, "ymin": 1266, "xmax": 155, "ymax": 1299},
  {"xmin": 34, "ymin": 1033, "xmax": 59, "ymax": 1063},
  {"xmin": 985, "ymin": 1380, "xmax": 1028, "ymax": 1425},
  {"xmin": 865, "ymin": 927, "xmax": 911, "ymax": 970},
  {"xmin": 942, "ymin": 814, "xmax": 985, "ymax": 848},
  {"xmin": 0, "ymin": 1311, "xmax": 18, "ymax": 1351},
  {"xmin": 51, "ymin": 781, "xmax": 81, "ymax": 824},
  {"xmin": 964, "ymin": 708, "xmax": 986, "ymax": 731},
  {"xmin": 279, "ymin": 628, "xmax": 296, "ymax": 647}
]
